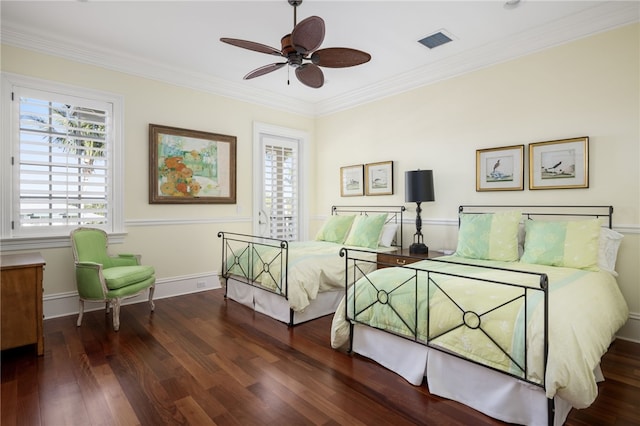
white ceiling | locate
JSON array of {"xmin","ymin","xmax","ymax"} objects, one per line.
[{"xmin": 1, "ymin": 1, "xmax": 638, "ymax": 116}]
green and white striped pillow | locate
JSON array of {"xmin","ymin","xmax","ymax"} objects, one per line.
[
  {"xmin": 520, "ymin": 219, "xmax": 600, "ymax": 270},
  {"xmin": 455, "ymin": 210, "xmax": 521, "ymax": 262}
]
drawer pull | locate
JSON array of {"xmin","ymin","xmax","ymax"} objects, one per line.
[{"xmin": 395, "ymin": 258, "xmax": 406, "ymax": 265}]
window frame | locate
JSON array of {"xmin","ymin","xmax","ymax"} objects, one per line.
[{"xmin": 1, "ymin": 73, "xmax": 125, "ymax": 250}]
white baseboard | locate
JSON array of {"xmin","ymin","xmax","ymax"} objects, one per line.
[
  {"xmin": 617, "ymin": 312, "xmax": 640, "ymax": 343},
  {"xmin": 43, "ymin": 272, "xmax": 221, "ymax": 320},
  {"xmin": 44, "ymin": 271, "xmax": 639, "ymax": 344}
]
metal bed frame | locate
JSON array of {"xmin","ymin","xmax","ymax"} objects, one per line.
[
  {"xmin": 339, "ymin": 205, "xmax": 614, "ymax": 426},
  {"xmin": 218, "ymin": 205, "xmax": 405, "ymax": 326}
]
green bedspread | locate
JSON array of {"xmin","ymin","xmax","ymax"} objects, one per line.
[{"xmin": 331, "ymin": 255, "xmax": 628, "ymax": 408}]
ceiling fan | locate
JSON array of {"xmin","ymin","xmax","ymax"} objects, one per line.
[{"xmin": 220, "ymin": 0, "xmax": 371, "ymax": 89}]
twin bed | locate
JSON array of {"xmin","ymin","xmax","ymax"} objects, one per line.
[
  {"xmin": 330, "ymin": 205, "xmax": 628, "ymax": 425},
  {"xmin": 219, "ymin": 204, "xmax": 628, "ymax": 425},
  {"xmin": 218, "ymin": 205, "xmax": 404, "ymax": 325}
]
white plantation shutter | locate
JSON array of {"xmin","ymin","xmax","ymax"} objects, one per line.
[
  {"xmin": 1, "ymin": 74, "xmax": 123, "ymax": 242},
  {"xmin": 263, "ymin": 139, "xmax": 298, "ymax": 240}
]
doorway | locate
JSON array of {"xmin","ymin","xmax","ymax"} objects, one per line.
[{"xmin": 253, "ymin": 122, "xmax": 309, "ymax": 241}]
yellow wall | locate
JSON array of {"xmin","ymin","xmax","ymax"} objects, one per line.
[
  {"xmin": 1, "ymin": 23, "xmax": 638, "ymax": 339},
  {"xmin": 315, "ymin": 24, "xmax": 639, "ymax": 338},
  {"xmin": 0, "ymin": 44, "xmax": 315, "ymax": 294}
]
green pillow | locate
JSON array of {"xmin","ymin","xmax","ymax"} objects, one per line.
[
  {"xmin": 315, "ymin": 215, "xmax": 355, "ymax": 243},
  {"xmin": 520, "ymin": 219, "xmax": 600, "ymax": 270},
  {"xmin": 344, "ymin": 214, "xmax": 388, "ymax": 249},
  {"xmin": 455, "ymin": 210, "xmax": 521, "ymax": 261}
]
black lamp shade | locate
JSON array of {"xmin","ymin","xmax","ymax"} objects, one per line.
[{"xmin": 405, "ymin": 170, "xmax": 435, "ymax": 202}]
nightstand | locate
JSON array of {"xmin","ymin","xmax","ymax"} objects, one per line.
[{"xmin": 377, "ymin": 248, "xmax": 445, "ymax": 269}]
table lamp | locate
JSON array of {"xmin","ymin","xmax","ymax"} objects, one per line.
[{"xmin": 405, "ymin": 170, "xmax": 435, "ymax": 255}]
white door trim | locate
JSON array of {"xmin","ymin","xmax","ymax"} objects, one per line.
[{"xmin": 252, "ymin": 122, "xmax": 310, "ymax": 241}]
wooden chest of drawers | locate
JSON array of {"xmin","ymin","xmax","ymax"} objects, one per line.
[{"xmin": 1, "ymin": 252, "xmax": 45, "ymax": 355}]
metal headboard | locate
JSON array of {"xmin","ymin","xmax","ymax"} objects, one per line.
[{"xmin": 458, "ymin": 205, "xmax": 614, "ymax": 229}]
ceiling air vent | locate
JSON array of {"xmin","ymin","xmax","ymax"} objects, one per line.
[{"xmin": 418, "ymin": 31, "xmax": 454, "ymax": 49}]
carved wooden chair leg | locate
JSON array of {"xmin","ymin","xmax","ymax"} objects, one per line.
[
  {"xmin": 112, "ymin": 298, "xmax": 121, "ymax": 331},
  {"xmin": 77, "ymin": 299, "xmax": 85, "ymax": 327},
  {"xmin": 105, "ymin": 301, "xmax": 110, "ymax": 314},
  {"xmin": 149, "ymin": 285, "xmax": 155, "ymax": 311}
]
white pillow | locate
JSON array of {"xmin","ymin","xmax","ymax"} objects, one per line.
[
  {"xmin": 378, "ymin": 223, "xmax": 398, "ymax": 247},
  {"xmin": 598, "ymin": 227, "xmax": 624, "ymax": 276}
]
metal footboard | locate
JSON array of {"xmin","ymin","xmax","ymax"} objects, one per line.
[
  {"xmin": 218, "ymin": 231, "xmax": 289, "ymax": 298},
  {"xmin": 217, "ymin": 205, "xmax": 406, "ymax": 326},
  {"xmin": 341, "ymin": 247, "xmax": 552, "ymax": 423}
]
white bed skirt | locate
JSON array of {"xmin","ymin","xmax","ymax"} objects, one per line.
[
  {"xmin": 352, "ymin": 324, "xmax": 580, "ymax": 426},
  {"xmin": 225, "ymin": 277, "xmax": 343, "ymax": 325}
]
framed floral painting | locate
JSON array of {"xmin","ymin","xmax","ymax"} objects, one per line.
[{"xmin": 149, "ymin": 124, "xmax": 236, "ymax": 204}]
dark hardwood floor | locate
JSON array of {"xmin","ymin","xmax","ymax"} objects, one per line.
[{"xmin": 2, "ymin": 289, "xmax": 639, "ymax": 425}]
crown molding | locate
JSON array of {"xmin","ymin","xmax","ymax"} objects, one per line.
[
  {"xmin": 1, "ymin": 2, "xmax": 637, "ymax": 117},
  {"xmin": 315, "ymin": 2, "xmax": 639, "ymax": 115},
  {"xmin": 0, "ymin": 25, "xmax": 316, "ymax": 117}
]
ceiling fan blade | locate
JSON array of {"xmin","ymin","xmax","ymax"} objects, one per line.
[
  {"xmin": 220, "ymin": 38, "xmax": 283, "ymax": 57},
  {"xmin": 295, "ymin": 63, "xmax": 324, "ymax": 88},
  {"xmin": 311, "ymin": 48, "xmax": 371, "ymax": 68},
  {"xmin": 244, "ymin": 63, "xmax": 287, "ymax": 80},
  {"xmin": 291, "ymin": 16, "xmax": 325, "ymax": 54}
]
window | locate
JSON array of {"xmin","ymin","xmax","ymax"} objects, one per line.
[{"xmin": 1, "ymin": 74, "xmax": 124, "ymax": 247}]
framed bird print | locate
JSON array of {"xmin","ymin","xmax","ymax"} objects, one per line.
[
  {"xmin": 476, "ymin": 145, "xmax": 524, "ymax": 191},
  {"xmin": 340, "ymin": 164, "xmax": 364, "ymax": 196},
  {"xmin": 365, "ymin": 161, "xmax": 394, "ymax": 196},
  {"xmin": 529, "ymin": 137, "xmax": 589, "ymax": 190}
]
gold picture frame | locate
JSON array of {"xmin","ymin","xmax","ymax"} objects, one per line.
[
  {"xmin": 529, "ymin": 137, "xmax": 589, "ymax": 190},
  {"xmin": 476, "ymin": 145, "xmax": 524, "ymax": 191},
  {"xmin": 340, "ymin": 164, "xmax": 364, "ymax": 197},
  {"xmin": 365, "ymin": 161, "xmax": 394, "ymax": 196},
  {"xmin": 149, "ymin": 124, "xmax": 237, "ymax": 204}
]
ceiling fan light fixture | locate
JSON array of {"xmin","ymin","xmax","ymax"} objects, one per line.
[
  {"xmin": 219, "ymin": 0, "xmax": 370, "ymax": 89},
  {"xmin": 280, "ymin": 34, "xmax": 296, "ymax": 56}
]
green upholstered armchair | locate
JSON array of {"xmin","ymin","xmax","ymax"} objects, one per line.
[{"xmin": 71, "ymin": 227, "xmax": 155, "ymax": 331}]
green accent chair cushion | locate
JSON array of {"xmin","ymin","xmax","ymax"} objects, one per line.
[{"xmin": 71, "ymin": 227, "xmax": 156, "ymax": 331}]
